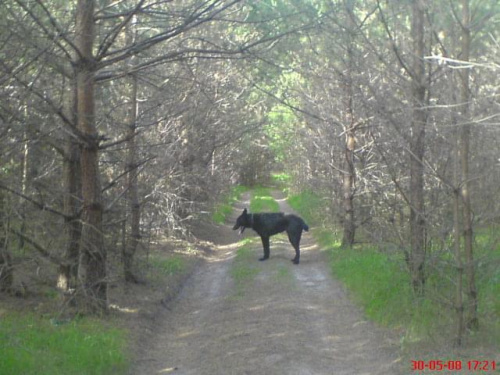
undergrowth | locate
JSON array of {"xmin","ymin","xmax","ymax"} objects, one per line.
[
  {"xmin": 0, "ymin": 314, "xmax": 128, "ymax": 375},
  {"xmin": 212, "ymin": 185, "xmax": 249, "ymax": 224},
  {"xmin": 271, "ymin": 172, "xmax": 292, "ymax": 191},
  {"xmin": 287, "ymin": 189, "xmax": 325, "ymax": 225},
  {"xmin": 288, "ymin": 189, "xmax": 500, "ymax": 352},
  {"xmin": 149, "ymin": 254, "xmax": 186, "ymax": 276}
]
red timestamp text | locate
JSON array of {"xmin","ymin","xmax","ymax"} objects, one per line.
[{"xmin": 411, "ymin": 360, "xmax": 497, "ymax": 372}]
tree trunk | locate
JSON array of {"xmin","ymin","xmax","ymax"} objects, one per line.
[
  {"xmin": 342, "ymin": 128, "xmax": 356, "ymax": 248},
  {"xmin": 75, "ymin": 0, "xmax": 107, "ymax": 314},
  {"xmin": 458, "ymin": 0, "xmax": 478, "ymax": 330},
  {"xmin": 57, "ymin": 83, "xmax": 82, "ymax": 296},
  {"xmin": 409, "ymin": 0, "xmax": 427, "ymax": 295},
  {"xmin": 123, "ymin": 72, "xmax": 141, "ymax": 283},
  {"xmin": 452, "ymin": 141, "xmax": 465, "ymax": 345},
  {"xmin": 18, "ymin": 115, "xmax": 29, "ymax": 251},
  {"xmin": 0, "ymin": 189, "xmax": 13, "ymax": 292},
  {"xmin": 58, "ymin": 140, "xmax": 82, "ymax": 293},
  {"xmin": 341, "ymin": 0, "xmax": 356, "ymax": 249}
]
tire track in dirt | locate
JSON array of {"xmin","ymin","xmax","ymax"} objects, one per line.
[{"xmin": 131, "ymin": 191, "xmax": 402, "ymax": 374}]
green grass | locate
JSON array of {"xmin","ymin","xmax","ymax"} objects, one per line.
[
  {"xmin": 287, "ymin": 189, "xmax": 326, "ymax": 225},
  {"xmin": 0, "ymin": 314, "xmax": 128, "ymax": 375},
  {"xmin": 469, "ymin": 227, "xmax": 500, "ymax": 344},
  {"xmin": 271, "ymin": 172, "xmax": 292, "ymax": 190},
  {"xmin": 475, "ymin": 227, "xmax": 500, "ymax": 317},
  {"xmin": 287, "ymin": 189, "xmax": 436, "ymax": 335},
  {"xmin": 287, "ymin": 189, "xmax": 500, "ymax": 347},
  {"xmin": 250, "ymin": 187, "xmax": 280, "ymax": 212},
  {"xmin": 319, "ymin": 233, "xmax": 498, "ymax": 345},
  {"xmin": 328, "ymin": 245, "xmax": 416, "ymax": 326},
  {"xmin": 317, "ymin": 235, "xmax": 456, "ymax": 344},
  {"xmin": 149, "ymin": 255, "xmax": 186, "ymax": 276},
  {"xmin": 212, "ymin": 185, "xmax": 249, "ymax": 224},
  {"xmin": 230, "ymin": 239, "xmax": 261, "ymax": 298}
]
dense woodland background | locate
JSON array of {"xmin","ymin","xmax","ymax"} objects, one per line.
[{"xmin": 0, "ymin": 0, "xmax": 499, "ymax": 349}]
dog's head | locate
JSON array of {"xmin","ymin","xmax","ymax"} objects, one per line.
[{"xmin": 233, "ymin": 208, "xmax": 250, "ymax": 235}]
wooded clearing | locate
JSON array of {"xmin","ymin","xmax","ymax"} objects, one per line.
[{"xmin": 0, "ymin": 0, "xmax": 499, "ymax": 370}]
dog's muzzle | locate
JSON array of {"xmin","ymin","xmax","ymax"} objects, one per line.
[{"xmin": 233, "ymin": 226, "xmax": 245, "ymax": 235}]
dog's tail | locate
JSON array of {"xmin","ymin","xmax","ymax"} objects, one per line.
[
  {"xmin": 289, "ymin": 214, "xmax": 309, "ymax": 232},
  {"xmin": 300, "ymin": 218, "xmax": 309, "ymax": 232}
]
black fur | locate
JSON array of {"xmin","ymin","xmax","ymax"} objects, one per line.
[{"xmin": 233, "ymin": 208, "xmax": 309, "ymax": 264}]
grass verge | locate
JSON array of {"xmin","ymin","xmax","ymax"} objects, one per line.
[
  {"xmin": 0, "ymin": 314, "xmax": 128, "ymax": 375},
  {"xmin": 287, "ymin": 189, "xmax": 325, "ymax": 225},
  {"xmin": 322, "ymin": 231, "xmax": 500, "ymax": 354},
  {"xmin": 212, "ymin": 185, "xmax": 249, "ymax": 224},
  {"xmin": 288, "ymin": 190, "xmax": 500, "ymax": 352},
  {"xmin": 149, "ymin": 254, "xmax": 186, "ymax": 276}
]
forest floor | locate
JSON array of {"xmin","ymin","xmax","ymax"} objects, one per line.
[{"xmin": 128, "ymin": 191, "xmax": 404, "ymax": 375}]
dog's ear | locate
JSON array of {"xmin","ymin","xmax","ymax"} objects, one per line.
[{"xmin": 243, "ymin": 208, "xmax": 247, "ymax": 215}]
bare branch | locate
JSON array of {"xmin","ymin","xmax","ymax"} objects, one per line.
[
  {"xmin": 12, "ymin": 0, "xmax": 76, "ymax": 60},
  {"xmin": 96, "ymin": 0, "xmax": 146, "ymax": 60},
  {"xmin": 96, "ymin": 0, "xmax": 242, "ymax": 67},
  {"xmin": 0, "ymin": 183, "xmax": 73, "ymax": 220},
  {"xmin": 10, "ymin": 228, "xmax": 67, "ymax": 266}
]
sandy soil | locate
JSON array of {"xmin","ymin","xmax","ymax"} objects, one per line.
[{"xmin": 130, "ymin": 191, "xmax": 403, "ymax": 375}]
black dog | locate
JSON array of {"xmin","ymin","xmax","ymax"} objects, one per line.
[{"xmin": 233, "ymin": 208, "xmax": 309, "ymax": 264}]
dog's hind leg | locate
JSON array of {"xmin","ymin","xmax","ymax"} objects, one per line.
[
  {"xmin": 287, "ymin": 230, "xmax": 302, "ymax": 265},
  {"xmin": 259, "ymin": 236, "xmax": 270, "ymax": 261}
]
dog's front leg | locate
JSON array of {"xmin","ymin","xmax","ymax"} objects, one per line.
[{"xmin": 259, "ymin": 236, "xmax": 270, "ymax": 261}]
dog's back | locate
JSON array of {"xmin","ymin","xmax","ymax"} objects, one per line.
[{"xmin": 252, "ymin": 212, "xmax": 287, "ymax": 237}]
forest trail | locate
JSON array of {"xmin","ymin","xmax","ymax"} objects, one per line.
[{"xmin": 131, "ymin": 191, "xmax": 402, "ymax": 375}]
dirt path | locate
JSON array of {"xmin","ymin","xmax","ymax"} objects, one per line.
[{"xmin": 131, "ymin": 192, "xmax": 402, "ymax": 374}]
